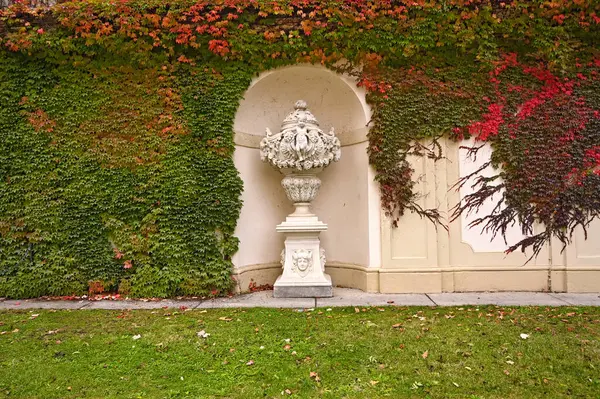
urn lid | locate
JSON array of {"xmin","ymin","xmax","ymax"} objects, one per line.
[{"xmin": 280, "ymin": 100, "xmax": 320, "ymax": 130}]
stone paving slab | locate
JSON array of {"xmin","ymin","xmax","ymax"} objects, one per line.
[
  {"xmin": 84, "ymin": 300, "xmax": 201, "ymax": 310},
  {"xmin": 549, "ymin": 293, "xmax": 600, "ymax": 306},
  {"xmin": 0, "ymin": 300, "xmax": 89, "ymax": 309},
  {"xmin": 316, "ymin": 288, "xmax": 434, "ymax": 307},
  {"xmin": 427, "ymin": 292, "xmax": 570, "ymax": 306},
  {"xmin": 199, "ymin": 290, "xmax": 315, "ymax": 309},
  {"xmin": 3, "ymin": 290, "xmax": 600, "ymax": 310}
]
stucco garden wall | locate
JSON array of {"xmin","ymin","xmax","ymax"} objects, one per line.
[{"xmin": 232, "ymin": 65, "xmax": 600, "ymax": 294}]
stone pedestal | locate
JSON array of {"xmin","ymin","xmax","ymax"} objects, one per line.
[
  {"xmin": 259, "ymin": 100, "xmax": 340, "ymax": 298},
  {"xmin": 274, "ymin": 208, "xmax": 332, "ymax": 298}
]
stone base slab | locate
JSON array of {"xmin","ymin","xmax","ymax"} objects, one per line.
[{"xmin": 273, "ymin": 275, "xmax": 333, "ymax": 298}]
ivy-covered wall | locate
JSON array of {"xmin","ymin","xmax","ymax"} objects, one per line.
[
  {"xmin": 0, "ymin": 0, "xmax": 598, "ymax": 298},
  {"xmin": 0, "ymin": 55, "xmax": 253, "ymax": 298}
]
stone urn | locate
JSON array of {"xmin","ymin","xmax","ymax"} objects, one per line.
[{"xmin": 259, "ymin": 100, "xmax": 341, "ymax": 297}]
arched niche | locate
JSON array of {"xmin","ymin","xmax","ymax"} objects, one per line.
[{"xmin": 232, "ymin": 64, "xmax": 381, "ymax": 290}]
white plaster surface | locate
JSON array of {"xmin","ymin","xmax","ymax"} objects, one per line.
[
  {"xmin": 367, "ymin": 164, "xmax": 382, "ymax": 268},
  {"xmin": 458, "ymin": 138, "xmax": 526, "ymax": 252},
  {"xmin": 574, "ymin": 221, "xmax": 600, "ymax": 259},
  {"xmin": 313, "ymin": 142, "xmax": 370, "ymax": 267},
  {"xmin": 232, "ymin": 146, "xmax": 292, "ymax": 267},
  {"xmin": 234, "ymin": 65, "xmax": 368, "ymax": 140}
]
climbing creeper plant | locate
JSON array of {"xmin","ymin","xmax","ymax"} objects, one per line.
[{"xmin": 0, "ymin": 0, "xmax": 599, "ymax": 297}]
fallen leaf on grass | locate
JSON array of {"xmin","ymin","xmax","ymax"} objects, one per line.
[
  {"xmin": 218, "ymin": 317, "xmax": 232, "ymax": 321},
  {"xmin": 309, "ymin": 371, "xmax": 321, "ymax": 382},
  {"xmin": 355, "ymin": 307, "xmax": 360, "ymax": 313},
  {"xmin": 421, "ymin": 350, "xmax": 429, "ymax": 359},
  {"xmin": 370, "ymin": 380, "xmax": 379, "ymax": 385},
  {"xmin": 504, "ymin": 369, "xmax": 510, "ymax": 375},
  {"xmin": 132, "ymin": 334, "xmax": 141, "ymax": 340},
  {"xmin": 283, "ymin": 344, "xmax": 291, "ymax": 351},
  {"xmin": 246, "ymin": 360, "xmax": 254, "ymax": 366},
  {"xmin": 197, "ymin": 330, "xmax": 210, "ymax": 338},
  {"xmin": 520, "ymin": 333, "xmax": 530, "ymax": 339},
  {"xmin": 411, "ymin": 382, "xmax": 423, "ymax": 390},
  {"xmin": 392, "ymin": 323, "xmax": 403, "ymax": 328}
]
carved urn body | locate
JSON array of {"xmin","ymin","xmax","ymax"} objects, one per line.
[{"xmin": 259, "ymin": 100, "xmax": 341, "ymax": 298}]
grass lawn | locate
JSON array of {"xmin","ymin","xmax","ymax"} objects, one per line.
[{"xmin": 1, "ymin": 305, "xmax": 599, "ymax": 398}]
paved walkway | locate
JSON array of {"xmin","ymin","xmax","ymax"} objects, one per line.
[{"xmin": 1, "ymin": 289, "xmax": 600, "ymax": 309}]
